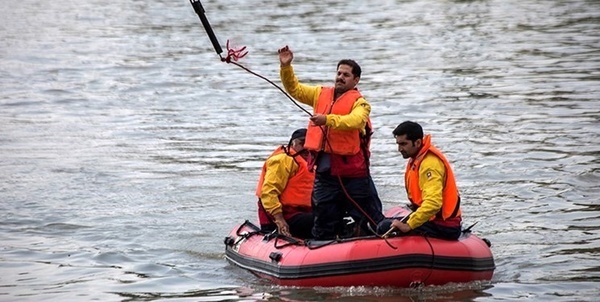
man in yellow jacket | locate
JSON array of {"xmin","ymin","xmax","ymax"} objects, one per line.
[
  {"xmin": 256, "ymin": 128, "xmax": 314, "ymax": 239},
  {"xmin": 278, "ymin": 45, "xmax": 384, "ymax": 240},
  {"xmin": 378, "ymin": 121, "xmax": 462, "ymax": 240}
]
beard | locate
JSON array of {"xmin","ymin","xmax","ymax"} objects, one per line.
[{"xmin": 334, "ymin": 85, "xmax": 347, "ymax": 95}]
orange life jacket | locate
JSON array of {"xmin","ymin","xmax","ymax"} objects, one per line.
[
  {"xmin": 304, "ymin": 87, "xmax": 366, "ymax": 155},
  {"xmin": 255, "ymin": 146, "xmax": 314, "ymax": 211},
  {"xmin": 405, "ymin": 134, "xmax": 461, "ymax": 220},
  {"xmin": 304, "ymin": 87, "xmax": 372, "ymax": 177}
]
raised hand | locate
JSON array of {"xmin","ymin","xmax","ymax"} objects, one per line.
[{"xmin": 278, "ymin": 45, "xmax": 293, "ymax": 67}]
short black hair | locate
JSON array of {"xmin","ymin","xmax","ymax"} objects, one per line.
[
  {"xmin": 337, "ymin": 59, "xmax": 361, "ymax": 78},
  {"xmin": 392, "ymin": 121, "xmax": 423, "ymax": 142}
]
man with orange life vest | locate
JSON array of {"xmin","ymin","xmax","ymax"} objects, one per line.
[
  {"xmin": 278, "ymin": 45, "xmax": 384, "ymax": 240},
  {"xmin": 256, "ymin": 128, "xmax": 314, "ymax": 239},
  {"xmin": 377, "ymin": 121, "xmax": 462, "ymax": 240}
]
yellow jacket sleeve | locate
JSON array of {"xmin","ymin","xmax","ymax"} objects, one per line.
[
  {"xmin": 325, "ymin": 98, "xmax": 370, "ymax": 133},
  {"xmin": 260, "ymin": 153, "xmax": 298, "ymax": 216},
  {"xmin": 407, "ymin": 153, "xmax": 446, "ymax": 229},
  {"xmin": 280, "ymin": 65, "xmax": 321, "ymax": 108},
  {"xmin": 280, "ymin": 64, "xmax": 370, "ymax": 133}
]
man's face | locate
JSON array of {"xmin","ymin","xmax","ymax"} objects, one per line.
[
  {"xmin": 334, "ymin": 64, "xmax": 359, "ymax": 95},
  {"xmin": 395, "ymin": 134, "xmax": 421, "ymax": 159}
]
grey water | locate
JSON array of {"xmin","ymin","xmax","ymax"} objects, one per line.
[{"xmin": 1, "ymin": 0, "xmax": 599, "ymax": 301}]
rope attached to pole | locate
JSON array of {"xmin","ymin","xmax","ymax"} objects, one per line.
[{"xmin": 189, "ymin": 0, "xmax": 312, "ymax": 117}]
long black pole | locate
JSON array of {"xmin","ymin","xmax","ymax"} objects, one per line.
[{"xmin": 190, "ymin": 0, "xmax": 223, "ymax": 56}]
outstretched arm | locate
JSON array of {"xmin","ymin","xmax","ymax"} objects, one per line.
[{"xmin": 278, "ymin": 45, "xmax": 321, "ymax": 108}]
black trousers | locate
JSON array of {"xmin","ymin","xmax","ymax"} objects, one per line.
[{"xmin": 311, "ymin": 172, "xmax": 384, "ymax": 240}]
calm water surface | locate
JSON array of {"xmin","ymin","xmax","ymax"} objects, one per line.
[{"xmin": 1, "ymin": 0, "xmax": 599, "ymax": 301}]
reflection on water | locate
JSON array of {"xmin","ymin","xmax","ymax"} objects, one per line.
[{"xmin": 1, "ymin": 0, "xmax": 599, "ymax": 300}]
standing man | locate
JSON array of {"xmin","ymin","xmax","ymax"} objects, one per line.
[
  {"xmin": 256, "ymin": 128, "xmax": 314, "ymax": 239},
  {"xmin": 277, "ymin": 45, "xmax": 383, "ymax": 240},
  {"xmin": 378, "ymin": 121, "xmax": 462, "ymax": 240}
]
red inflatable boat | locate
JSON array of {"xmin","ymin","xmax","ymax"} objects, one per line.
[{"xmin": 224, "ymin": 206, "xmax": 495, "ymax": 287}]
